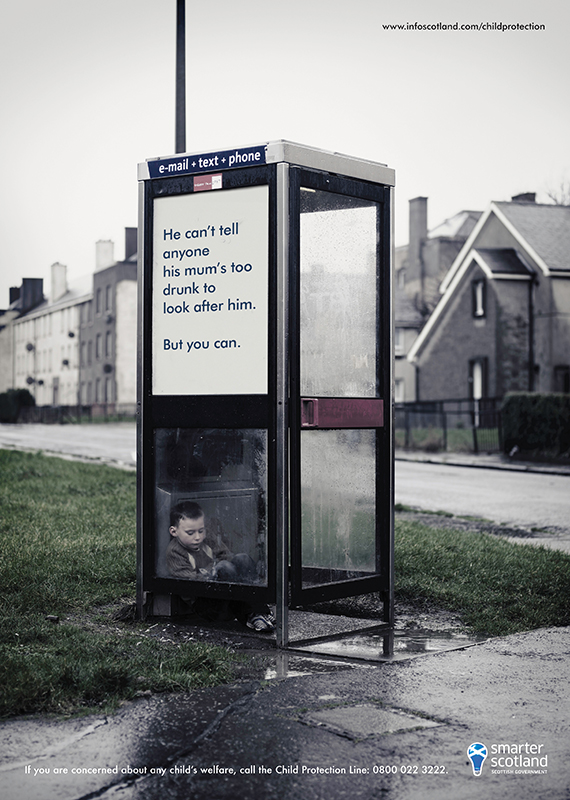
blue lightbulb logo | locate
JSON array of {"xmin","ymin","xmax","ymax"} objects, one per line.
[{"xmin": 467, "ymin": 742, "xmax": 488, "ymax": 776}]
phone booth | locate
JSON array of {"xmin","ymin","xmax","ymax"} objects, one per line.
[{"xmin": 137, "ymin": 141, "xmax": 394, "ymax": 651}]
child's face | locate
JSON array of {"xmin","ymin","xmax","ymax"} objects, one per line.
[{"xmin": 170, "ymin": 515, "xmax": 206, "ymax": 552}]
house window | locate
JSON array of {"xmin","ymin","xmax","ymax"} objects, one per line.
[
  {"xmin": 395, "ymin": 328, "xmax": 405, "ymax": 356},
  {"xmin": 96, "ymin": 288, "xmax": 102, "ymax": 315},
  {"xmin": 105, "ymin": 285, "xmax": 112, "ymax": 313},
  {"xmin": 469, "ymin": 358, "xmax": 488, "ymax": 400},
  {"xmin": 472, "ymin": 280, "xmax": 486, "ymax": 318},
  {"xmin": 469, "ymin": 358, "xmax": 488, "ymax": 427},
  {"xmin": 96, "ymin": 334, "xmax": 102, "ymax": 360},
  {"xmin": 395, "ymin": 378, "xmax": 405, "ymax": 403},
  {"xmin": 105, "ymin": 330, "xmax": 112, "ymax": 358}
]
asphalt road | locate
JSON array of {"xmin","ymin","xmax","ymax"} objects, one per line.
[
  {"xmin": 395, "ymin": 460, "xmax": 569, "ymax": 534},
  {"xmin": 0, "ymin": 422, "xmax": 137, "ymax": 470}
]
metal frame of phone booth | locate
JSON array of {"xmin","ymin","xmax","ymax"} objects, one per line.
[{"xmin": 137, "ymin": 141, "xmax": 395, "ymax": 654}]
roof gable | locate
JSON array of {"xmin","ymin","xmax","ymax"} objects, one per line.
[
  {"xmin": 440, "ymin": 201, "xmax": 570, "ymax": 295},
  {"xmin": 407, "ymin": 248, "xmax": 531, "ymax": 362},
  {"xmin": 473, "ymin": 248, "xmax": 533, "ymax": 278},
  {"xmin": 493, "ymin": 202, "xmax": 570, "ymax": 274}
]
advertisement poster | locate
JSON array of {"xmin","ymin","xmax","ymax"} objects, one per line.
[
  {"xmin": 152, "ymin": 185, "xmax": 269, "ymax": 395},
  {"xmin": 1, "ymin": 1, "xmax": 569, "ymax": 799}
]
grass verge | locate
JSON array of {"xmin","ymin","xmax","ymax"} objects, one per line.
[
  {"xmin": 396, "ymin": 518, "xmax": 570, "ymax": 636},
  {"xmin": 0, "ymin": 449, "xmax": 238, "ymax": 719}
]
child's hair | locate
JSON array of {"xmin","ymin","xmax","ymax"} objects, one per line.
[{"xmin": 170, "ymin": 500, "xmax": 204, "ymax": 528}]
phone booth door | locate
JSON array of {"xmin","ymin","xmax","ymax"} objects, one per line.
[{"xmin": 289, "ymin": 168, "xmax": 393, "ymax": 614}]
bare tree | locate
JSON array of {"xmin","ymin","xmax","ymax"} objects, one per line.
[{"xmin": 545, "ymin": 178, "xmax": 570, "ymax": 206}]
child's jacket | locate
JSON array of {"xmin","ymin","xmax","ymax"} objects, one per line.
[{"xmin": 166, "ymin": 535, "xmax": 233, "ymax": 580}]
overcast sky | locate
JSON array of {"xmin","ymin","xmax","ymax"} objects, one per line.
[{"xmin": 1, "ymin": 0, "xmax": 568, "ymax": 306}]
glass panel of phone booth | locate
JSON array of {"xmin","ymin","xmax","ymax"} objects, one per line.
[
  {"xmin": 300, "ymin": 189, "xmax": 378, "ymax": 398},
  {"xmin": 301, "ymin": 429, "xmax": 376, "ymax": 588},
  {"xmin": 298, "ymin": 187, "xmax": 381, "ymax": 592},
  {"xmin": 154, "ymin": 428, "xmax": 267, "ymax": 586}
]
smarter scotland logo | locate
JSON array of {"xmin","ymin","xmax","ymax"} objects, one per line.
[
  {"xmin": 466, "ymin": 740, "xmax": 548, "ymax": 776},
  {"xmin": 467, "ymin": 743, "xmax": 488, "ymax": 776}
]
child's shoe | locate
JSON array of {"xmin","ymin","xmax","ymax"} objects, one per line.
[{"xmin": 246, "ymin": 611, "xmax": 275, "ymax": 632}]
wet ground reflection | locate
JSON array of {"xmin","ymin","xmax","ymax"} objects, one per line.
[{"xmin": 268, "ymin": 627, "xmax": 489, "ymax": 672}]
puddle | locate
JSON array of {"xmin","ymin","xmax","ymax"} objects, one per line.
[
  {"xmin": 264, "ymin": 652, "xmax": 371, "ymax": 680},
  {"xmin": 294, "ymin": 628, "xmax": 488, "ymax": 662},
  {"xmin": 394, "ymin": 628, "xmax": 488, "ymax": 655},
  {"xmin": 260, "ymin": 627, "xmax": 488, "ymax": 677}
]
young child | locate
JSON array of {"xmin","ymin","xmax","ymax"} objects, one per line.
[{"xmin": 167, "ymin": 500, "xmax": 275, "ymax": 631}]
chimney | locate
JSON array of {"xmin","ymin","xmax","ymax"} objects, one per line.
[
  {"xmin": 21, "ymin": 278, "xmax": 44, "ymax": 313},
  {"xmin": 9, "ymin": 286, "xmax": 20, "ymax": 305},
  {"xmin": 96, "ymin": 240, "xmax": 115, "ymax": 272},
  {"xmin": 51, "ymin": 262, "xmax": 68, "ymax": 303},
  {"xmin": 124, "ymin": 227, "xmax": 137, "ymax": 261},
  {"xmin": 511, "ymin": 192, "xmax": 536, "ymax": 203}
]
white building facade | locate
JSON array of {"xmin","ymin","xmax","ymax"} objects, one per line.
[{"xmin": 1, "ymin": 229, "xmax": 138, "ymax": 413}]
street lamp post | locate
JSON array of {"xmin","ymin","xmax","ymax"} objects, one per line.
[{"xmin": 175, "ymin": 0, "xmax": 186, "ymax": 154}]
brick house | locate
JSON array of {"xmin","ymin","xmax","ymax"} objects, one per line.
[
  {"xmin": 407, "ymin": 195, "xmax": 570, "ymax": 401},
  {"xmin": 394, "ymin": 197, "xmax": 482, "ymax": 402}
]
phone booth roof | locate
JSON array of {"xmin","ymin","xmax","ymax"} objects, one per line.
[{"xmin": 138, "ymin": 140, "xmax": 395, "ymax": 187}]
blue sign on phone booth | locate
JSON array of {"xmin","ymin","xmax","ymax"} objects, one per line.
[{"xmin": 137, "ymin": 141, "xmax": 395, "ymax": 651}]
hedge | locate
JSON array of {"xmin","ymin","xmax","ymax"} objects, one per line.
[
  {"xmin": 0, "ymin": 389, "xmax": 35, "ymax": 423},
  {"xmin": 502, "ymin": 392, "xmax": 570, "ymax": 456}
]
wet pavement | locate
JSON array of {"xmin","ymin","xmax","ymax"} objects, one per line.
[{"xmin": 1, "ymin": 624, "xmax": 568, "ymax": 800}]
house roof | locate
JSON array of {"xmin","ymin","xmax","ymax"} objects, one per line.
[
  {"xmin": 12, "ymin": 273, "xmax": 93, "ymax": 319},
  {"xmin": 48, "ymin": 274, "xmax": 93, "ymax": 307},
  {"xmin": 427, "ymin": 210, "xmax": 482, "ymax": 241},
  {"xmin": 473, "ymin": 248, "xmax": 532, "ymax": 277},
  {"xmin": 494, "ymin": 201, "xmax": 570, "ymax": 274},
  {"xmin": 441, "ymin": 201, "xmax": 570, "ymax": 295}
]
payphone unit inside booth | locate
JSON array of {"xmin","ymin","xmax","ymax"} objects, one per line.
[{"xmin": 137, "ymin": 141, "xmax": 395, "ymax": 648}]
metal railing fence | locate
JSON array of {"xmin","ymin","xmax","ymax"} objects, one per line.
[{"xmin": 395, "ymin": 398, "xmax": 502, "ymax": 454}]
